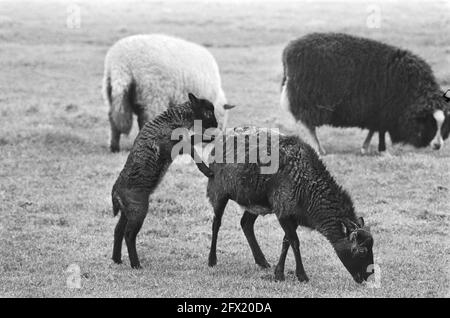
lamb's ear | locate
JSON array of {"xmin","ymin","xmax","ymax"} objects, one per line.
[
  {"xmin": 188, "ymin": 93, "xmax": 199, "ymax": 104},
  {"xmin": 341, "ymin": 221, "xmax": 350, "ymax": 238},
  {"xmin": 357, "ymin": 217, "xmax": 365, "ymax": 228}
]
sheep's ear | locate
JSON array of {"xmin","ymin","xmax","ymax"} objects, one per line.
[
  {"xmin": 357, "ymin": 217, "xmax": 365, "ymax": 228},
  {"xmin": 188, "ymin": 93, "xmax": 199, "ymax": 104},
  {"xmin": 189, "ymin": 93, "xmax": 203, "ymax": 117},
  {"xmin": 223, "ymin": 104, "xmax": 236, "ymax": 110},
  {"xmin": 443, "ymin": 89, "xmax": 450, "ymax": 102}
]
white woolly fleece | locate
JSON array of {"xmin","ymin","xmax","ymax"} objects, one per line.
[{"xmin": 103, "ymin": 34, "xmax": 228, "ymax": 132}]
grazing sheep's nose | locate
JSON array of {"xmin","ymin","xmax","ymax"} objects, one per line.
[{"xmin": 431, "ymin": 142, "xmax": 442, "ymax": 150}]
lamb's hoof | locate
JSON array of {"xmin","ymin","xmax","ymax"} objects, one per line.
[
  {"xmin": 257, "ymin": 260, "xmax": 271, "ymax": 269},
  {"xmin": 274, "ymin": 271, "xmax": 285, "ymax": 282},
  {"xmin": 318, "ymin": 148, "xmax": 327, "ymax": 156},
  {"xmin": 297, "ymin": 273, "xmax": 309, "ymax": 283},
  {"xmin": 260, "ymin": 273, "xmax": 275, "ymax": 281},
  {"xmin": 360, "ymin": 148, "xmax": 368, "ymax": 155},
  {"xmin": 112, "ymin": 257, "xmax": 122, "ymax": 264},
  {"xmin": 131, "ymin": 263, "xmax": 142, "ymax": 269},
  {"xmin": 208, "ymin": 257, "xmax": 217, "ymax": 267}
]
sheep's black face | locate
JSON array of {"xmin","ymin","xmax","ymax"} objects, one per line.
[
  {"xmin": 442, "ymin": 115, "xmax": 450, "ymax": 141},
  {"xmin": 410, "ymin": 112, "xmax": 440, "ymax": 148},
  {"xmin": 392, "ymin": 103, "xmax": 449, "ymax": 149},
  {"xmin": 440, "ymin": 90, "xmax": 450, "ymax": 142},
  {"xmin": 188, "ymin": 93, "xmax": 219, "ymax": 142},
  {"xmin": 333, "ymin": 218, "xmax": 374, "ymax": 284}
]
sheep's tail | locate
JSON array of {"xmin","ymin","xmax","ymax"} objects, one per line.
[
  {"xmin": 103, "ymin": 67, "xmax": 134, "ymax": 134},
  {"xmin": 281, "ymin": 48, "xmax": 288, "ymax": 92},
  {"xmin": 189, "ymin": 139, "xmax": 214, "ymax": 178},
  {"xmin": 195, "ymin": 161, "xmax": 214, "ymax": 178},
  {"xmin": 112, "ymin": 196, "xmax": 121, "ymax": 216},
  {"xmin": 281, "ymin": 74, "xmax": 287, "ymax": 92}
]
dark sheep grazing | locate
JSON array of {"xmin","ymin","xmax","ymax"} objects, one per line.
[
  {"xmin": 281, "ymin": 33, "xmax": 450, "ymax": 154},
  {"xmin": 200, "ymin": 127, "xmax": 374, "ymax": 283},
  {"xmin": 111, "ymin": 93, "xmax": 218, "ymax": 268}
]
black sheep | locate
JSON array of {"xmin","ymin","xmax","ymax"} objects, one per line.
[
  {"xmin": 201, "ymin": 127, "xmax": 374, "ymax": 283},
  {"xmin": 281, "ymin": 33, "xmax": 450, "ymax": 154},
  {"xmin": 111, "ymin": 93, "xmax": 218, "ymax": 268}
]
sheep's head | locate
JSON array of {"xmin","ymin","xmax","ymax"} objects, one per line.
[
  {"xmin": 391, "ymin": 91, "xmax": 450, "ymax": 149},
  {"xmin": 188, "ymin": 93, "xmax": 219, "ymax": 142},
  {"xmin": 333, "ymin": 217, "xmax": 374, "ymax": 284}
]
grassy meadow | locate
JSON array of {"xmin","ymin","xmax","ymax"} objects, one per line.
[{"xmin": 0, "ymin": 0, "xmax": 449, "ymax": 297}]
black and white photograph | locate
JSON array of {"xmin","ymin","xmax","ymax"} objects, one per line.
[{"xmin": 0, "ymin": 0, "xmax": 449, "ymax": 300}]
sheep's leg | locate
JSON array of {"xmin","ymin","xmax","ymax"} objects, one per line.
[
  {"xmin": 361, "ymin": 130, "xmax": 375, "ymax": 155},
  {"xmin": 274, "ymin": 235, "xmax": 290, "ymax": 281},
  {"xmin": 378, "ymin": 131, "xmax": 386, "ymax": 152},
  {"xmin": 208, "ymin": 198, "xmax": 228, "ymax": 267},
  {"xmin": 112, "ymin": 212, "xmax": 127, "ymax": 264},
  {"xmin": 108, "ymin": 85, "xmax": 133, "ymax": 152},
  {"xmin": 240, "ymin": 211, "xmax": 270, "ymax": 268},
  {"xmin": 305, "ymin": 124, "xmax": 326, "ymax": 155},
  {"xmin": 137, "ymin": 106, "xmax": 150, "ymax": 130},
  {"xmin": 278, "ymin": 217, "xmax": 309, "ymax": 282},
  {"xmin": 109, "ymin": 112, "xmax": 121, "ymax": 153},
  {"xmin": 125, "ymin": 217, "xmax": 145, "ymax": 269}
]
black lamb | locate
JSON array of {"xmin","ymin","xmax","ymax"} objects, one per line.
[
  {"xmin": 200, "ymin": 127, "xmax": 375, "ymax": 283},
  {"xmin": 281, "ymin": 32, "xmax": 450, "ymax": 154},
  {"xmin": 111, "ymin": 93, "xmax": 218, "ymax": 268}
]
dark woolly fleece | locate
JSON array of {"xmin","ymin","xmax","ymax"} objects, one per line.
[
  {"xmin": 111, "ymin": 95, "xmax": 217, "ymax": 268},
  {"xmin": 282, "ymin": 32, "xmax": 450, "ymax": 147},
  {"xmin": 200, "ymin": 127, "xmax": 374, "ymax": 282}
]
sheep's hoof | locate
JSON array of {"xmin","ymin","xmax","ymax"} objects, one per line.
[
  {"xmin": 379, "ymin": 150, "xmax": 392, "ymax": 157},
  {"xmin": 297, "ymin": 273, "xmax": 309, "ymax": 283},
  {"xmin": 110, "ymin": 145, "xmax": 120, "ymax": 153},
  {"xmin": 131, "ymin": 263, "xmax": 142, "ymax": 269},
  {"xmin": 360, "ymin": 148, "xmax": 368, "ymax": 155},
  {"xmin": 112, "ymin": 257, "xmax": 122, "ymax": 264}
]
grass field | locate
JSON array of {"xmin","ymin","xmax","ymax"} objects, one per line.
[{"xmin": 0, "ymin": 0, "xmax": 449, "ymax": 297}]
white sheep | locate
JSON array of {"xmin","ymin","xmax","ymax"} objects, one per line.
[{"xmin": 102, "ymin": 34, "xmax": 233, "ymax": 152}]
